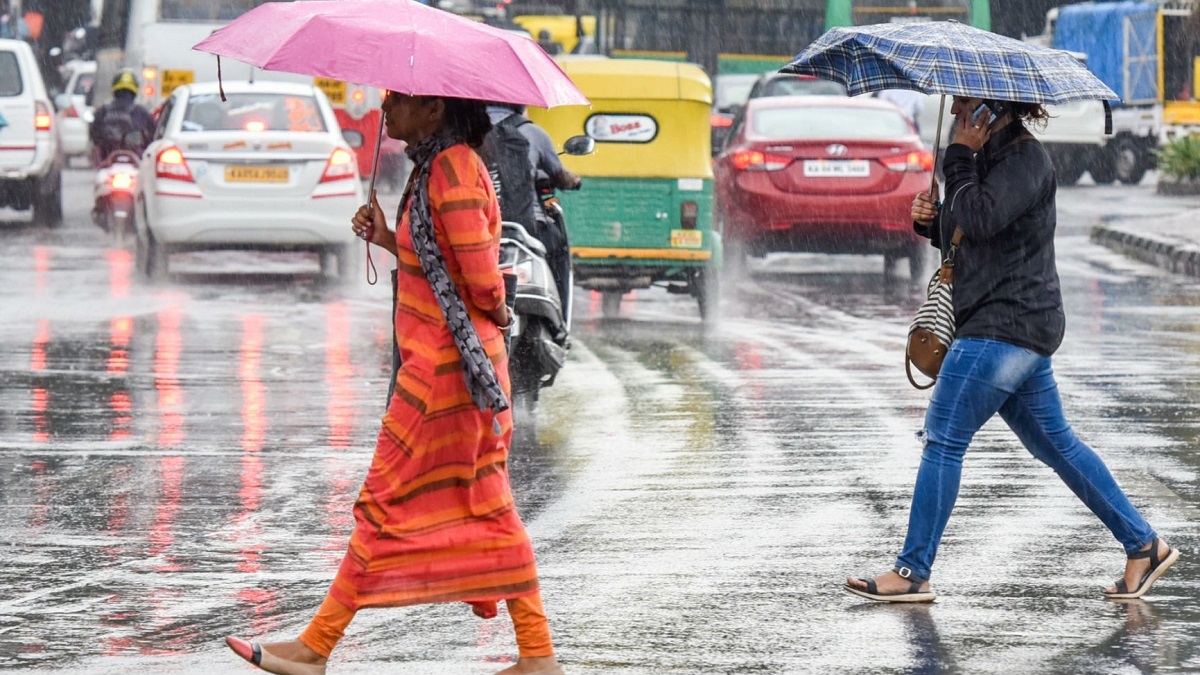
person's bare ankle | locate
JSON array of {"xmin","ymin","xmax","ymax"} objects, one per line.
[
  {"xmin": 262, "ymin": 639, "xmax": 326, "ymax": 665},
  {"xmin": 493, "ymin": 655, "xmax": 560, "ymax": 674}
]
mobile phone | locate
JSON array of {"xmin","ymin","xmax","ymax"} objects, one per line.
[{"xmin": 972, "ymin": 102, "xmax": 997, "ymax": 126}]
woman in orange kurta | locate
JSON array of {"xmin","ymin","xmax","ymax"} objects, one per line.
[{"xmin": 225, "ymin": 94, "xmax": 562, "ymax": 675}]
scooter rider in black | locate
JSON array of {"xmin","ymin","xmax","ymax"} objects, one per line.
[
  {"xmin": 90, "ymin": 69, "xmax": 156, "ymax": 165},
  {"xmin": 484, "ymin": 103, "xmax": 581, "ymax": 322}
]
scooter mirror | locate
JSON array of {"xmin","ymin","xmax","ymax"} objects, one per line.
[{"xmin": 562, "ymin": 135, "xmax": 595, "ymax": 156}]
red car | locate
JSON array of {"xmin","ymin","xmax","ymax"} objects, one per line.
[{"xmin": 714, "ymin": 96, "xmax": 933, "ymax": 279}]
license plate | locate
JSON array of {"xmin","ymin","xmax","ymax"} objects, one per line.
[
  {"xmin": 670, "ymin": 229, "xmax": 703, "ymax": 249},
  {"xmin": 162, "ymin": 70, "xmax": 194, "ymax": 97},
  {"xmin": 803, "ymin": 159, "xmax": 870, "ymax": 177},
  {"xmin": 225, "ymin": 166, "xmax": 288, "ymax": 183},
  {"xmin": 314, "ymin": 78, "xmax": 347, "ymax": 105}
]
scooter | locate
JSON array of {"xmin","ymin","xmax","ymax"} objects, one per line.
[
  {"xmin": 92, "ymin": 149, "xmax": 140, "ymax": 247},
  {"xmin": 500, "ymin": 220, "xmax": 569, "ymax": 410}
]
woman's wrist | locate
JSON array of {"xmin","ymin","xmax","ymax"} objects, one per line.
[{"xmin": 496, "ymin": 312, "xmax": 514, "ymax": 333}]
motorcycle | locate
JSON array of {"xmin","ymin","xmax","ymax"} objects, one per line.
[
  {"xmin": 92, "ymin": 149, "xmax": 141, "ymax": 247},
  {"xmin": 500, "ymin": 220, "xmax": 568, "ymax": 411}
]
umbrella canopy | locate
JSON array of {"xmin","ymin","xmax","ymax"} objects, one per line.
[
  {"xmin": 783, "ymin": 21, "xmax": 1118, "ymax": 104},
  {"xmin": 193, "ymin": 0, "xmax": 589, "ymax": 108}
]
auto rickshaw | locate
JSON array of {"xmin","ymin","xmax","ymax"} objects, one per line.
[{"xmin": 527, "ymin": 57, "xmax": 721, "ymax": 319}]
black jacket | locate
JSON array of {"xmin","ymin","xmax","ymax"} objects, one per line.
[{"xmin": 916, "ymin": 121, "xmax": 1065, "ymax": 356}]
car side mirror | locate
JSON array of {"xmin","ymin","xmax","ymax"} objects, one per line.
[
  {"xmin": 54, "ymin": 92, "xmax": 70, "ymax": 111},
  {"xmin": 562, "ymin": 134, "xmax": 595, "ymax": 156},
  {"xmin": 342, "ymin": 129, "xmax": 364, "ymax": 149}
]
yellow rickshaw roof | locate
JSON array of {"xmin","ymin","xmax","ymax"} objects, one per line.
[{"xmin": 554, "ymin": 57, "xmax": 712, "ymax": 104}]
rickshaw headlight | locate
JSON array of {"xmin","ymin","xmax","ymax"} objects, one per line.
[{"xmin": 680, "ymin": 201, "xmax": 699, "ymax": 229}]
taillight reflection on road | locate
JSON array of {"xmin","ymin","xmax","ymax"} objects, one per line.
[
  {"xmin": 33, "ymin": 246, "xmax": 50, "ymax": 294},
  {"xmin": 106, "ymin": 249, "xmax": 133, "ymax": 299},
  {"xmin": 31, "ymin": 319, "xmax": 49, "ymax": 443},
  {"xmin": 325, "ymin": 302, "xmax": 354, "ymax": 449},
  {"xmin": 148, "ymin": 455, "xmax": 185, "ymax": 572},
  {"xmin": 240, "ymin": 314, "xmax": 266, "ymax": 453},
  {"xmin": 109, "ymin": 317, "xmax": 134, "ymax": 441},
  {"xmin": 155, "ymin": 307, "xmax": 185, "ymax": 447}
]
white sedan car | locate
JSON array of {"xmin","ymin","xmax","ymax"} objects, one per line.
[
  {"xmin": 135, "ymin": 81, "xmax": 364, "ymax": 279},
  {"xmin": 54, "ymin": 60, "xmax": 96, "ymax": 160}
]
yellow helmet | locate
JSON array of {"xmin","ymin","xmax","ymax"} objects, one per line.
[{"xmin": 112, "ymin": 69, "xmax": 139, "ymax": 95}]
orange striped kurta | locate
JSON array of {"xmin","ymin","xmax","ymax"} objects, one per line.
[{"xmin": 329, "ymin": 143, "xmax": 539, "ymax": 611}]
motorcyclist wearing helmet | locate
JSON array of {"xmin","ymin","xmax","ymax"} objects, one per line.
[{"xmin": 90, "ymin": 69, "xmax": 156, "ymax": 164}]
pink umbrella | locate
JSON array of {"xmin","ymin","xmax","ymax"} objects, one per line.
[
  {"xmin": 192, "ymin": 0, "xmax": 588, "ymax": 109},
  {"xmin": 194, "ymin": 0, "xmax": 588, "ymax": 284}
]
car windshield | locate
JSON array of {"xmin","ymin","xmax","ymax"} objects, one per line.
[
  {"xmin": 181, "ymin": 93, "xmax": 327, "ymax": 133},
  {"xmin": 752, "ymin": 106, "xmax": 912, "ymax": 139},
  {"xmin": 761, "ymin": 77, "xmax": 846, "ymax": 97},
  {"xmin": 715, "ymin": 76, "xmax": 756, "ymax": 109}
]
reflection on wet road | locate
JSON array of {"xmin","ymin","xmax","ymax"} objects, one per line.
[{"xmin": 0, "ymin": 170, "xmax": 1197, "ymax": 673}]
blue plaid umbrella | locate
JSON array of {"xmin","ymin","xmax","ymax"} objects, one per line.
[{"xmin": 783, "ymin": 21, "xmax": 1118, "ymax": 103}]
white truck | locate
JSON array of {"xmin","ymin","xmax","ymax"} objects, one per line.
[{"xmin": 1025, "ymin": 2, "xmax": 1188, "ymax": 186}]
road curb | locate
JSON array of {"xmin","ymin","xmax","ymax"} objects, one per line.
[{"xmin": 1091, "ymin": 222, "xmax": 1200, "ymax": 279}]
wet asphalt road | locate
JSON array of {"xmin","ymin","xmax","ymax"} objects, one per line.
[{"xmin": 1, "ymin": 168, "xmax": 1198, "ymax": 674}]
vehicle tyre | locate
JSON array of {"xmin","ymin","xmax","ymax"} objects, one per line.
[
  {"xmin": 513, "ymin": 388, "xmax": 540, "ymax": 416},
  {"xmin": 1089, "ymin": 153, "xmax": 1117, "ymax": 185},
  {"xmin": 722, "ymin": 234, "xmax": 747, "ymax": 278},
  {"xmin": 110, "ymin": 211, "xmax": 125, "ymax": 248},
  {"xmin": 31, "ymin": 171, "xmax": 63, "ymax": 228},
  {"xmin": 146, "ymin": 233, "xmax": 170, "ymax": 280},
  {"xmin": 1112, "ymin": 138, "xmax": 1147, "ymax": 185},
  {"xmin": 696, "ymin": 266, "xmax": 719, "ymax": 322},
  {"xmin": 601, "ymin": 291, "xmax": 622, "ymax": 318},
  {"xmin": 321, "ymin": 244, "xmax": 353, "ymax": 279}
]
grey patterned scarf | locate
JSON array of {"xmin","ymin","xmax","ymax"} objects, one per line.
[{"xmin": 406, "ymin": 133, "xmax": 509, "ymax": 415}]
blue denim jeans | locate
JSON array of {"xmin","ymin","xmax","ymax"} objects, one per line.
[{"xmin": 896, "ymin": 338, "xmax": 1156, "ymax": 580}]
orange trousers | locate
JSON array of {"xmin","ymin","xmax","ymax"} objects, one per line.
[{"xmin": 298, "ymin": 592, "xmax": 554, "ymax": 659}]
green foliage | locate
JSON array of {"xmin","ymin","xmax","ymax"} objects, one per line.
[{"xmin": 1156, "ymin": 134, "xmax": 1200, "ymax": 180}]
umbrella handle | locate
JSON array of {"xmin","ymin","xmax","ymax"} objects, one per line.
[
  {"xmin": 363, "ymin": 113, "xmax": 387, "ymax": 286},
  {"xmin": 929, "ymin": 94, "xmax": 946, "ymax": 199}
]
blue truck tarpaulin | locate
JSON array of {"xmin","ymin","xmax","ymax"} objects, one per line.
[{"xmin": 1052, "ymin": 1, "xmax": 1158, "ymax": 105}]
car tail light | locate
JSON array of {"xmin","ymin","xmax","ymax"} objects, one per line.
[
  {"xmin": 320, "ymin": 148, "xmax": 356, "ymax": 183},
  {"xmin": 35, "ymin": 102, "xmax": 52, "ymax": 131},
  {"xmin": 244, "ymin": 120, "xmax": 267, "ymax": 132},
  {"xmin": 883, "ymin": 150, "xmax": 935, "ymax": 172},
  {"xmin": 680, "ymin": 200, "xmax": 698, "ymax": 229},
  {"xmin": 732, "ymin": 150, "xmax": 790, "ymax": 171},
  {"xmin": 63, "ymin": 105, "xmax": 79, "ymax": 119},
  {"xmin": 709, "ymin": 113, "xmax": 733, "ymax": 128},
  {"xmin": 156, "ymin": 146, "xmax": 194, "ymax": 182}
]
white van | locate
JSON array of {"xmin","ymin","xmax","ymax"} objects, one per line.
[{"xmin": 0, "ymin": 39, "xmax": 63, "ymax": 226}]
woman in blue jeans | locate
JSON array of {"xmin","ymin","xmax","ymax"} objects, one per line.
[{"xmin": 845, "ymin": 96, "xmax": 1179, "ymax": 603}]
